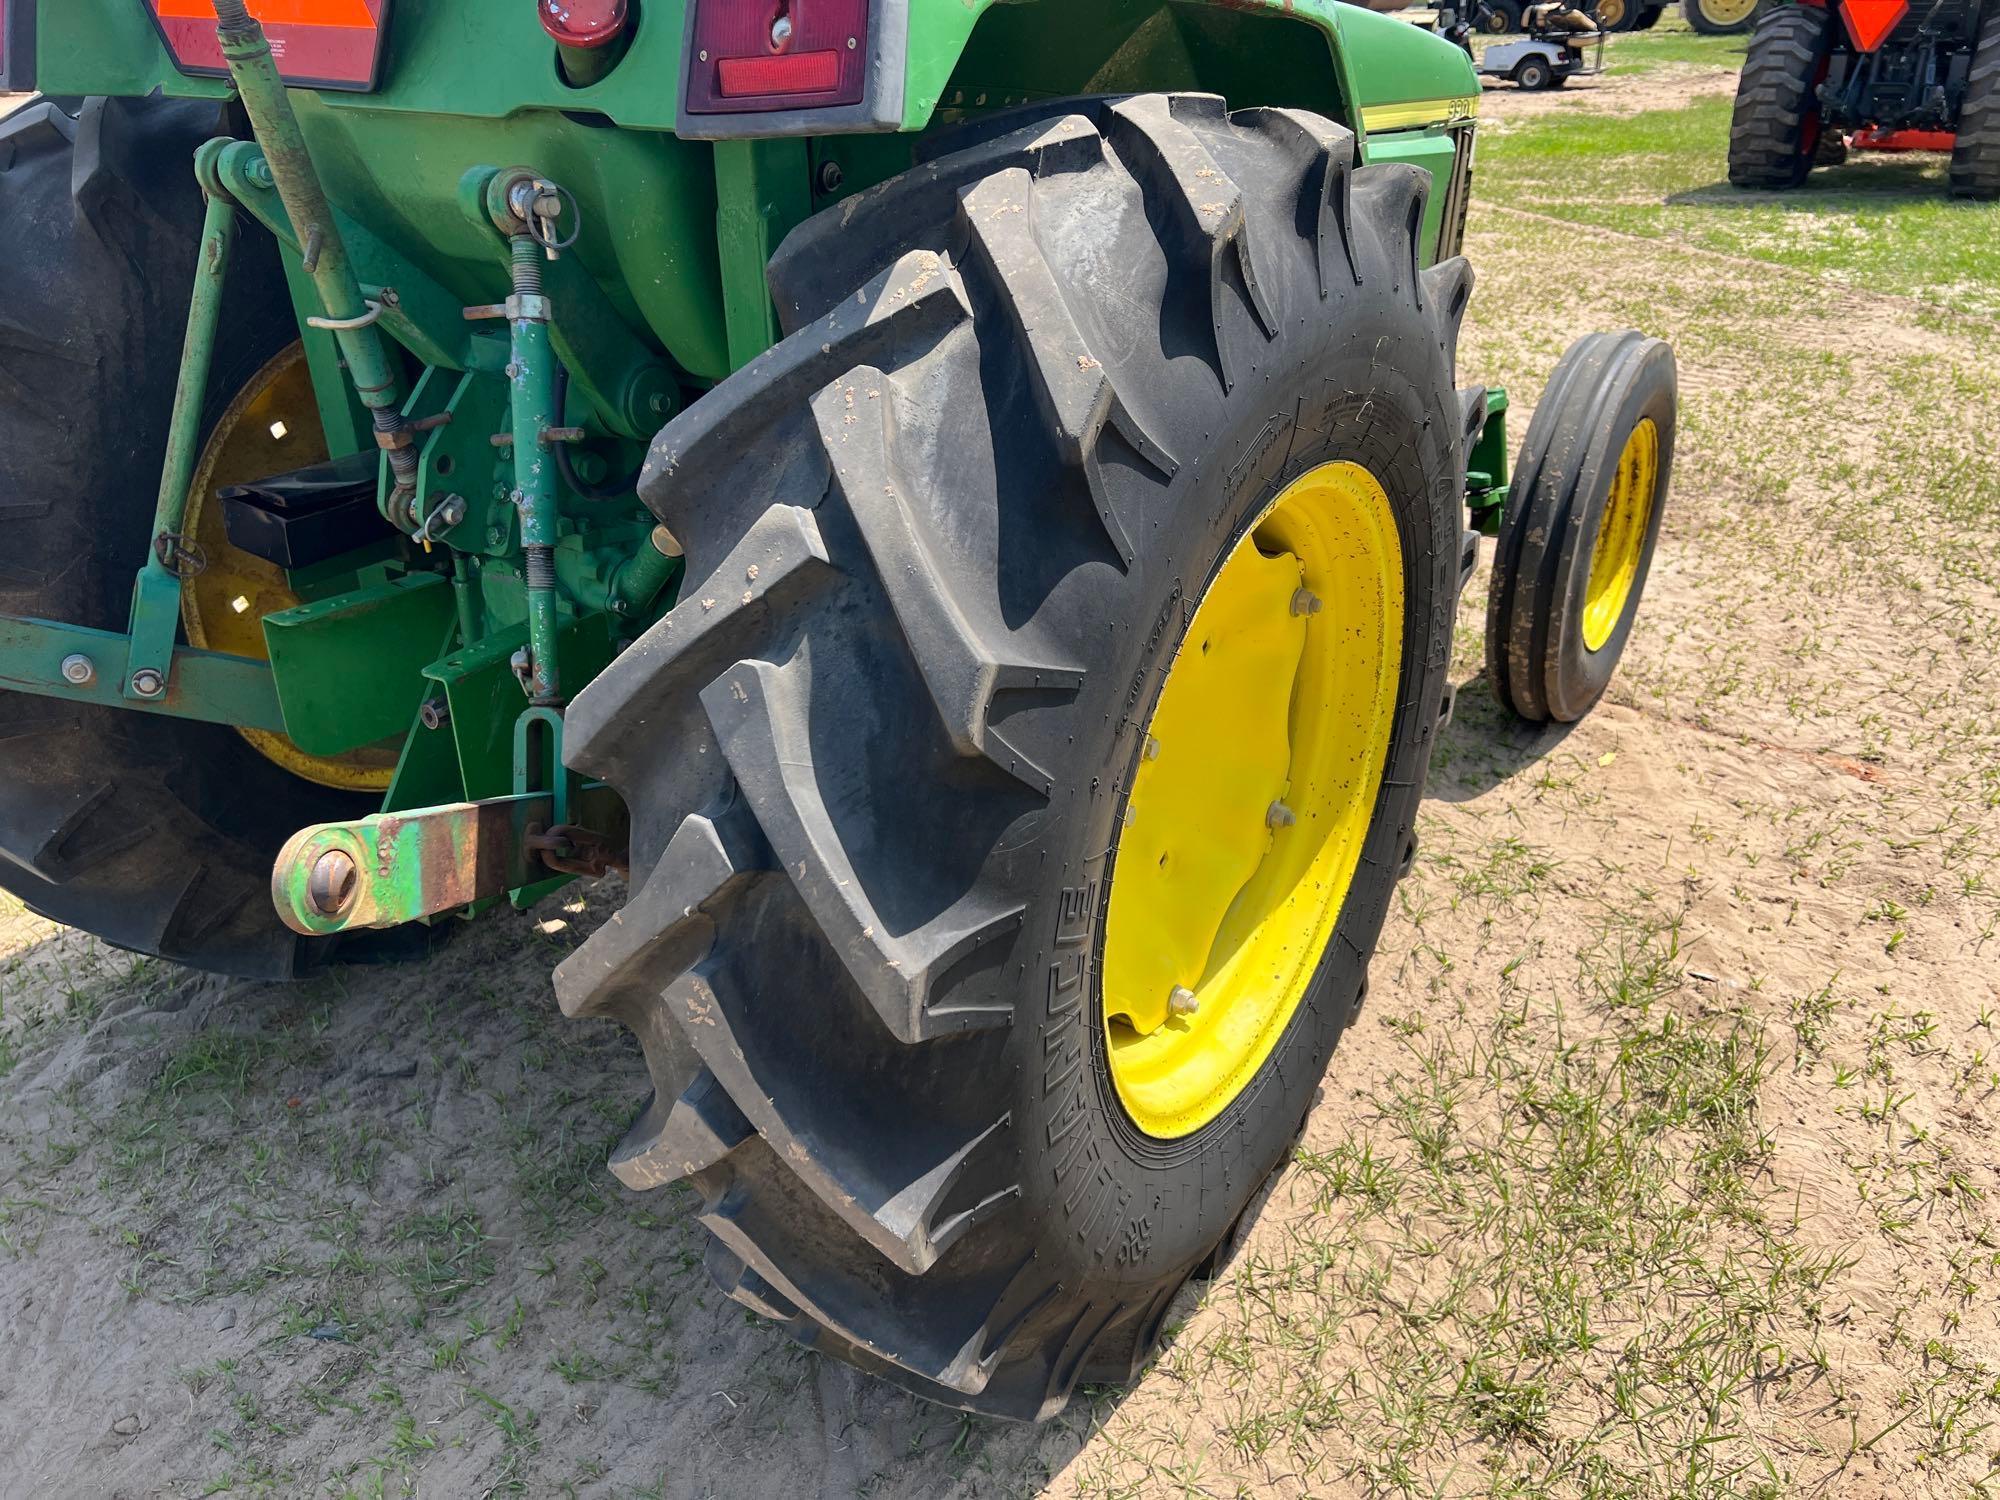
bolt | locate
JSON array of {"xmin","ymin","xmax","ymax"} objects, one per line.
[
  {"xmin": 59, "ymin": 654, "xmax": 95, "ymax": 687},
  {"xmin": 1291, "ymin": 588, "xmax": 1323, "ymax": 617},
  {"xmin": 307, "ymin": 849, "xmax": 359, "ymax": 919},
  {"xmin": 1267, "ymin": 800, "xmax": 1296, "ymax": 829},
  {"xmin": 1143, "ymin": 735, "xmax": 1161, "ymax": 762},
  {"xmin": 130, "ymin": 668, "xmax": 166, "ymax": 699},
  {"xmin": 1169, "ymin": 985, "xmax": 1199, "ymax": 1017},
  {"xmin": 816, "ymin": 159, "xmax": 846, "ymax": 196},
  {"xmin": 245, "ymin": 158, "xmax": 274, "ymax": 189},
  {"xmin": 419, "ymin": 697, "xmax": 451, "ymax": 731}
]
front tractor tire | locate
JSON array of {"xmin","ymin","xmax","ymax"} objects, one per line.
[
  {"xmin": 557, "ymin": 96, "xmax": 1476, "ymax": 1418},
  {"xmin": 0, "ymin": 97, "xmax": 369, "ymax": 977},
  {"xmin": 1487, "ymin": 330, "xmax": 1677, "ymax": 724},
  {"xmin": 1728, "ymin": 3, "xmax": 1834, "ymax": 189}
]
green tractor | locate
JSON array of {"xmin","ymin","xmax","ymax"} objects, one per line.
[{"xmin": 0, "ymin": 0, "xmax": 1675, "ymax": 1418}]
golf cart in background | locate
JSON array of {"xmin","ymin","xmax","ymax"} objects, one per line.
[{"xmin": 1480, "ymin": 0, "xmax": 1609, "ymax": 85}]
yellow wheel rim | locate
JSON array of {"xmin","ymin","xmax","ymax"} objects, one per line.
[
  {"xmin": 1597, "ymin": 0, "xmax": 1628, "ymax": 23},
  {"xmin": 1699, "ymin": 0, "xmax": 1760, "ymax": 23},
  {"xmin": 1580, "ymin": 417, "xmax": 1659, "ymax": 654},
  {"xmin": 182, "ymin": 345, "xmax": 397, "ymax": 792},
  {"xmin": 1101, "ymin": 463, "xmax": 1404, "ymax": 1140}
]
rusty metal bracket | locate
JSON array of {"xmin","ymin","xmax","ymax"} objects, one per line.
[
  {"xmin": 525, "ymin": 823, "xmax": 629, "ymax": 880},
  {"xmin": 271, "ymin": 783, "xmax": 627, "ymax": 935}
]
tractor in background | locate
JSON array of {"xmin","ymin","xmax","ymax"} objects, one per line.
[{"xmin": 1730, "ymin": 0, "xmax": 1999, "ymax": 194}]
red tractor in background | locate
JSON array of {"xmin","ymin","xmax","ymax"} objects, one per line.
[{"xmin": 1729, "ymin": 0, "xmax": 2000, "ymax": 195}]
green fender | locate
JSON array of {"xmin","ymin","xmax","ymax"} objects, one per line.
[{"xmin": 909, "ymin": 0, "xmax": 1480, "ymax": 140}]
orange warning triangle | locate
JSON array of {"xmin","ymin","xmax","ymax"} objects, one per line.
[{"xmin": 1840, "ymin": 0, "xmax": 1909, "ymax": 52}]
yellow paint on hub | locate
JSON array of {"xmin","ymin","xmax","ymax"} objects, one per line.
[
  {"xmin": 1581, "ymin": 417, "xmax": 1658, "ymax": 654},
  {"xmin": 1101, "ymin": 463, "xmax": 1405, "ymax": 1140},
  {"xmin": 182, "ymin": 345, "xmax": 397, "ymax": 792},
  {"xmin": 1695, "ymin": 0, "xmax": 1761, "ymax": 24}
]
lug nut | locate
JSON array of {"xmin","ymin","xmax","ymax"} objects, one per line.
[
  {"xmin": 59, "ymin": 654, "xmax": 95, "ymax": 687},
  {"xmin": 1169, "ymin": 985, "xmax": 1199, "ymax": 1017},
  {"xmin": 1143, "ymin": 735, "xmax": 1161, "ymax": 762},
  {"xmin": 1267, "ymin": 800, "xmax": 1297, "ymax": 829},
  {"xmin": 1291, "ymin": 588, "xmax": 1323, "ymax": 617},
  {"xmin": 130, "ymin": 668, "xmax": 166, "ymax": 699},
  {"xmin": 307, "ymin": 849, "xmax": 359, "ymax": 918}
]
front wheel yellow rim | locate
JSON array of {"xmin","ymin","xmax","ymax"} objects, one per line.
[
  {"xmin": 1580, "ymin": 417, "xmax": 1659, "ymax": 654},
  {"xmin": 1100, "ymin": 463, "xmax": 1405, "ymax": 1141}
]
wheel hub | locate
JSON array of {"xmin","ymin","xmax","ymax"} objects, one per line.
[
  {"xmin": 1101, "ymin": 463, "xmax": 1404, "ymax": 1140},
  {"xmin": 1581, "ymin": 416, "xmax": 1659, "ymax": 652}
]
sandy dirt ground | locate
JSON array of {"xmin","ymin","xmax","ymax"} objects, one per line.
[{"xmin": 4, "ymin": 45, "xmax": 1999, "ymax": 1500}]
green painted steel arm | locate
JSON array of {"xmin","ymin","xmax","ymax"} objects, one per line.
[{"xmin": 0, "ymin": 616, "xmax": 286, "ymax": 732}]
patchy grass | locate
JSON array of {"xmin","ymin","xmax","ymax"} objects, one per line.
[
  {"xmin": 1479, "ymin": 96, "xmax": 2000, "ymax": 320},
  {"xmin": 1600, "ymin": 25, "xmax": 1750, "ymax": 74}
]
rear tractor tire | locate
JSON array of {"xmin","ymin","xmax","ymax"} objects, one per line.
[
  {"xmin": 1950, "ymin": 1, "xmax": 2000, "ymax": 200},
  {"xmin": 1487, "ymin": 330, "xmax": 1677, "ymax": 724},
  {"xmin": 557, "ymin": 94, "xmax": 1480, "ymax": 1418},
  {"xmin": 1728, "ymin": 3, "xmax": 1833, "ymax": 189},
  {"xmin": 0, "ymin": 96, "xmax": 389, "ymax": 978}
]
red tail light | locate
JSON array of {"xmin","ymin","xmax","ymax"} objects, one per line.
[
  {"xmin": 146, "ymin": 0, "xmax": 392, "ymax": 92},
  {"xmin": 540, "ymin": 0, "xmax": 629, "ymax": 49},
  {"xmin": 685, "ymin": 0, "xmax": 871, "ymax": 115}
]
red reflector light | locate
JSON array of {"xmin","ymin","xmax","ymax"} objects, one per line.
[
  {"xmin": 1838, "ymin": 0, "xmax": 1908, "ymax": 52},
  {"xmin": 540, "ymin": 0, "xmax": 629, "ymax": 49},
  {"xmin": 718, "ymin": 49, "xmax": 840, "ymax": 97},
  {"xmin": 146, "ymin": 0, "xmax": 392, "ymax": 92},
  {"xmin": 685, "ymin": 0, "xmax": 872, "ymax": 114}
]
